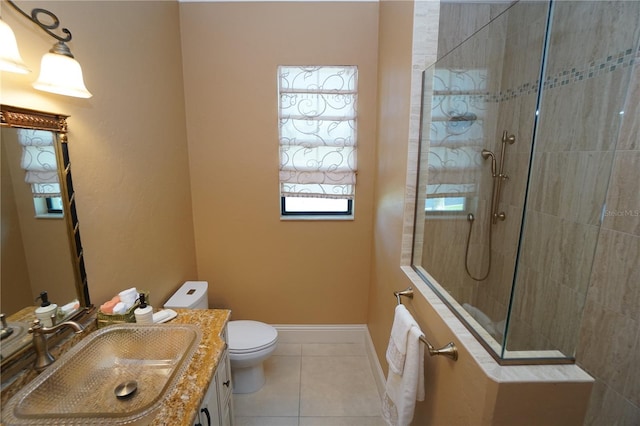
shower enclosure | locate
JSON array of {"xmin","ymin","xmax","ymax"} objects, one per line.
[{"xmin": 412, "ymin": 1, "xmax": 639, "ymax": 363}]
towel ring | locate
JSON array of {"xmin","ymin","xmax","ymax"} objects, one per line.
[{"xmin": 393, "ymin": 287, "xmax": 459, "ymax": 361}]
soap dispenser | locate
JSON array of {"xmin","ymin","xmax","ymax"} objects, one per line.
[
  {"xmin": 134, "ymin": 294, "xmax": 153, "ymax": 324},
  {"xmin": 35, "ymin": 291, "xmax": 57, "ymax": 327}
]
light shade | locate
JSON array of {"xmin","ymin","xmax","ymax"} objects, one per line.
[
  {"xmin": 0, "ymin": 18, "xmax": 30, "ymax": 74},
  {"xmin": 33, "ymin": 48, "xmax": 92, "ymax": 98}
]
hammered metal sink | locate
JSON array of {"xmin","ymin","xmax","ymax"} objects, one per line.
[{"xmin": 4, "ymin": 323, "xmax": 201, "ymax": 425}]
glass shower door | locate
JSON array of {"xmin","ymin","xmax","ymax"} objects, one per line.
[{"xmin": 414, "ymin": 0, "xmax": 550, "ymax": 359}]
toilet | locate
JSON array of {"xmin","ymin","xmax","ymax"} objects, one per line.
[
  {"xmin": 164, "ymin": 281, "xmax": 209, "ymax": 310},
  {"xmin": 164, "ymin": 281, "xmax": 278, "ymax": 394},
  {"xmin": 227, "ymin": 320, "xmax": 278, "ymax": 394}
]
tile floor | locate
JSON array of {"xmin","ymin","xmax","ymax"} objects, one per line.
[{"xmin": 234, "ymin": 342, "xmax": 386, "ymax": 426}]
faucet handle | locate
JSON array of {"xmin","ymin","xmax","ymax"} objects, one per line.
[
  {"xmin": 29, "ymin": 319, "xmax": 43, "ymax": 332},
  {"xmin": 0, "ymin": 314, "xmax": 14, "ymax": 340}
]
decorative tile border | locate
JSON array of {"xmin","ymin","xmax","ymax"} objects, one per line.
[
  {"xmin": 543, "ymin": 46, "xmax": 638, "ymax": 90},
  {"xmin": 434, "ymin": 46, "xmax": 639, "ymax": 104}
]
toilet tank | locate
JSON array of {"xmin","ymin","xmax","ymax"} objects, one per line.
[{"xmin": 164, "ymin": 281, "xmax": 209, "ymax": 309}]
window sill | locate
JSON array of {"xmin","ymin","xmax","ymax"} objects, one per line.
[
  {"xmin": 35, "ymin": 213, "xmax": 64, "ymax": 219},
  {"xmin": 280, "ymin": 215, "xmax": 354, "ymax": 221}
]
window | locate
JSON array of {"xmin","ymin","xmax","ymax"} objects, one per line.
[
  {"xmin": 278, "ymin": 65, "xmax": 357, "ymax": 217},
  {"xmin": 426, "ymin": 68, "xmax": 485, "ymax": 217},
  {"xmin": 32, "ymin": 196, "xmax": 63, "ymax": 217},
  {"xmin": 46, "ymin": 197, "xmax": 64, "ymax": 214},
  {"xmin": 17, "ymin": 129, "xmax": 63, "ymax": 218},
  {"xmin": 282, "ymin": 197, "xmax": 352, "ymax": 216},
  {"xmin": 426, "ymin": 196, "xmax": 466, "ymax": 212}
]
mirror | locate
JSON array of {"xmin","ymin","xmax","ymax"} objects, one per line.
[{"xmin": 1, "ymin": 105, "xmax": 90, "ymax": 361}]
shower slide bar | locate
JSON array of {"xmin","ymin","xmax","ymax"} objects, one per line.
[{"xmin": 394, "ymin": 287, "xmax": 459, "ymax": 361}]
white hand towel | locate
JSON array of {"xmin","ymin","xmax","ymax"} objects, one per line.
[
  {"xmin": 112, "ymin": 302, "xmax": 127, "ymax": 315},
  {"xmin": 382, "ymin": 326, "xmax": 425, "ymax": 426},
  {"xmin": 386, "ymin": 304, "xmax": 419, "ymax": 375}
]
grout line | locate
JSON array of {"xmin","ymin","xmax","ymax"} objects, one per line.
[
  {"xmin": 236, "ymin": 343, "xmax": 383, "ymax": 424},
  {"xmin": 298, "ymin": 351, "xmax": 303, "ymax": 423}
]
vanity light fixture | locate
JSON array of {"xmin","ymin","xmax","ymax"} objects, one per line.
[
  {"xmin": 0, "ymin": 0, "xmax": 92, "ymax": 98},
  {"xmin": 0, "ymin": 17, "xmax": 30, "ymax": 74}
]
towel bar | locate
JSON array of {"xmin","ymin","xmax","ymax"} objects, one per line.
[{"xmin": 394, "ymin": 287, "xmax": 459, "ymax": 361}]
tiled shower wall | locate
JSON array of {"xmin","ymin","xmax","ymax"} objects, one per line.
[
  {"xmin": 422, "ymin": 1, "xmax": 639, "ymax": 423},
  {"xmin": 577, "ymin": 46, "xmax": 640, "ymax": 426},
  {"xmin": 507, "ymin": 0, "xmax": 640, "ymax": 358}
]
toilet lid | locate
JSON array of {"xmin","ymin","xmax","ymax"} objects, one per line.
[{"xmin": 228, "ymin": 320, "xmax": 278, "ymax": 353}]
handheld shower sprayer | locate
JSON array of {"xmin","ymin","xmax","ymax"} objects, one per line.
[
  {"xmin": 481, "ymin": 149, "xmax": 497, "ymax": 177},
  {"xmin": 465, "ymin": 132, "xmax": 516, "ymax": 281}
]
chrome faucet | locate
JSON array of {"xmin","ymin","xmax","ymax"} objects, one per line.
[{"xmin": 29, "ymin": 319, "xmax": 84, "ymax": 372}]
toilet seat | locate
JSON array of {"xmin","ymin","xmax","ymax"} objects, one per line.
[{"xmin": 228, "ymin": 320, "xmax": 278, "ymax": 354}]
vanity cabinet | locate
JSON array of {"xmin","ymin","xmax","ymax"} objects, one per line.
[{"xmin": 194, "ymin": 326, "xmax": 234, "ymax": 426}]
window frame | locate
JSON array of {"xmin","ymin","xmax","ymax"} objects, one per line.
[
  {"xmin": 46, "ymin": 196, "xmax": 64, "ymax": 214},
  {"xmin": 280, "ymin": 196, "xmax": 353, "ymax": 217},
  {"xmin": 278, "ymin": 65, "xmax": 358, "ymax": 219}
]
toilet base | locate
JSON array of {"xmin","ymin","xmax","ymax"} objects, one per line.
[{"xmin": 231, "ymin": 364, "xmax": 266, "ymax": 394}]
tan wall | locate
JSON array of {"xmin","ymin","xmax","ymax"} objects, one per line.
[
  {"xmin": 179, "ymin": 2, "xmax": 379, "ymax": 323},
  {"xmin": 367, "ymin": 0, "xmax": 416, "ymax": 338},
  {"xmin": 1, "ymin": 1, "xmax": 197, "ymax": 309},
  {"xmin": 1, "ymin": 136, "xmax": 33, "ymax": 314}
]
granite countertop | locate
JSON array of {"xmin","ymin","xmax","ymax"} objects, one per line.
[
  {"xmin": 150, "ymin": 308, "xmax": 230, "ymax": 425},
  {"xmin": 0, "ymin": 307, "xmax": 231, "ymax": 425}
]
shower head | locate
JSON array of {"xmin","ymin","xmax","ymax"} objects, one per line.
[
  {"xmin": 446, "ymin": 112, "xmax": 477, "ymax": 134},
  {"xmin": 449, "ymin": 112, "xmax": 477, "ymax": 123},
  {"xmin": 481, "ymin": 149, "xmax": 497, "ymax": 177}
]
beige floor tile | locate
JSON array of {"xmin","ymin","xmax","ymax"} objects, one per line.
[
  {"xmin": 275, "ymin": 343, "xmax": 303, "ymax": 356},
  {"xmin": 234, "ymin": 356, "xmax": 301, "ymax": 417},
  {"xmin": 235, "ymin": 416, "xmax": 299, "ymax": 426},
  {"xmin": 300, "ymin": 356, "xmax": 381, "ymax": 417},
  {"xmin": 299, "ymin": 416, "xmax": 385, "ymax": 425},
  {"xmin": 302, "ymin": 343, "xmax": 367, "ymax": 357}
]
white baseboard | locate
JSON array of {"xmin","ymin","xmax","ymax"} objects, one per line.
[
  {"xmin": 272, "ymin": 324, "xmax": 386, "ymax": 397},
  {"xmin": 364, "ymin": 327, "xmax": 387, "ymax": 397},
  {"xmin": 272, "ymin": 324, "xmax": 368, "ymax": 344}
]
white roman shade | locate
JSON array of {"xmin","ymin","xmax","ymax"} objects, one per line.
[
  {"xmin": 17, "ymin": 129, "xmax": 61, "ymax": 197},
  {"xmin": 278, "ymin": 65, "xmax": 357, "ymax": 199},
  {"xmin": 427, "ymin": 68, "xmax": 486, "ymax": 198}
]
